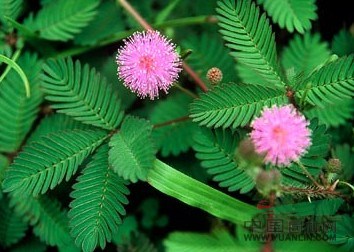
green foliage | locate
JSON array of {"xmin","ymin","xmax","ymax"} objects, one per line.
[
  {"xmin": 69, "ymin": 144, "xmax": 129, "ymax": 252},
  {"xmin": 193, "ymin": 128, "xmax": 255, "ymax": 193},
  {"xmin": 0, "ymin": 197, "xmax": 28, "ymax": 247},
  {"xmin": 109, "ymin": 116, "xmax": 156, "ymax": 182},
  {"xmin": 328, "ymin": 215, "xmax": 354, "ymax": 252},
  {"xmin": 0, "ymin": 0, "xmax": 23, "ymax": 25},
  {"xmin": 235, "ymin": 63, "xmax": 272, "ymax": 86},
  {"xmin": 305, "ymin": 98, "xmax": 354, "ymax": 128},
  {"xmin": 282, "ymin": 33, "xmax": 331, "ymax": 76},
  {"xmin": 216, "ymin": 0, "xmax": 285, "ymax": 87},
  {"xmin": 296, "ymin": 55, "xmax": 354, "ymax": 107},
  {"xmin": 42, "ymin": 57, "xmax": 124, "ymax": 130},
  {"xmin": 74, "ymin": 1, "xmax": 125, "ymax": 46},
  {"xmin": 182, "ymin": 33, "xmax": 237, "ymax": 85},
  {"xmin": 190, "ymin": 83, "xmax": 288, "ymax": 128},
  {"xmin": 10, "ymin": 237, "xmax": 46, "ymax": 252},
  {"xmin": 150, "ymin": 93, "xmax": 197, "ymax": 156},
  {"xmin": 333, "ymin": 144, "xmax": 354, "ymax": 180},
  {"xmin": 332, "ymin": 29, "xmax": 354, "ymax": 57},
  {"xmin": 258, "ymin": 0, "xmax": 317, "ymax": 33},
  {"xmin": 164, "ymin": 228, "xmax": 250, "ymax": 252},
  {"xmin": 27, "ymin": 0, "xmax": 99, "ymax": 41},
  {"xmin": 3, "ymin": 129, "xmax": 107, "ymax": 196},
  {"xmin": 281, "ymin": 119, "xmax": 330, "ymax": 187},
  {"xmin": 0, "ymin": 52, "xmax": 43, "ymax": 152},
  {"xmin": 0, "ymin": 154, "xmax": 9, "ymax": 199}
]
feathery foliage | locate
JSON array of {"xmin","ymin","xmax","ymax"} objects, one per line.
[
  {"xmin": 3, "ymin": 129, "xmax": 108, "ymax": 196},
  {"xmin": 0, "ymin": 197, "xmax": 28, "ymax": 248},
  {"xmin": 193, "ymin": 128, "xmax": 255, "ymax": 193},
  {"xmin": 0, "ymin": 52, "xmax": 43, "ymax": 152},
  {"xmin": 27, "ymin": 0, "xmax": 99, "ymax": 41},
  {"xmin": 109, "ymin": 116, "xmax": 156, "ymax": 182},
  {"xmin": 282, "ymin": 33, "xmax": 331, "ymax": 76},
  {"xmin": 182, "ymin": 33, "xmax": 237, "ymax": 85},
  {"xmin": 0, "ymin": 0, "xmax": 23, "ymax": 25},
  {"xmin": 327, "ymin": 215, "xmax": 354, "ymax": 252},
  {"xmin": 296, "ymin": 55, "xmax": 354, "ymax": 107},
  {"xmin": 305, "ymin": 98, "xmax": 354, "ymax": 127},
  {"xmin": 216, "ymin": 0, "xmax": 285, "ymax": 87},
  {"xmin": 332, "ymin": 29, "xmax": 354, "ymax": 57},
  {"xmin": 190, "ymin": 83, "xmax": 288, "ymax": 128},
  {"xmin": 333, "ymin": 144, "xmax": 354, "ymax": 180},
  {"xmin": 258, "ymin": 0, "xmax": 317, "ymax": 33},
  {"xmin": 0, "ymin": 154, "xmax": 9, "ymax": 199},
  {"xmin": 150, "ymin": 93, "xmax": 197, "ymax": 157},
  {"xmin": 235, "ymin": 62, "xmax": 272, "ymax": 86},
  {"xmin": 42, "ymin": 57, "xmax": 124, "ymax": 130},
  {"xmin": 69, "ymin": 144, "xmax": 129, "ymax": 252}
]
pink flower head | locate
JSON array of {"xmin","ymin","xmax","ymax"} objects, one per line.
[
  {"xmin": 116, "ymin": 30, "xmax": 182, "ymax": 99},
  {"xmin": 250, "ymin": 105, "xmax": 311, "ymax": 166}
]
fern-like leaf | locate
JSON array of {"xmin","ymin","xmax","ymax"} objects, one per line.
[
  {"xmin": 190, "ymin": 83, "xmax": 288, "ymax": 129},
  {"xmin": 0, "ymin": 196, "xmax": 28, "ymax": 247},
  {"xmin": 296, "ymin": 55, "xmax": 354, "ymax": 107},
  {"xmin": 0, "ymin": 0, "xmax": 23, "ymax": 24},
  {"xmin": 0, "ymin": 154, "xmax": 9, "ymax": 200},
  {"xmin": 182, "ymin": 33, "xmax": 237, "ymax": 85},
  {"xmin": 236, "ymin": 63, "xmax": 272, "ymax": 86},
  {"xmin": 305, "ymin": 98, "xmax": 354, "ymax": 127},
  {"xmin": 281, "ymin": 119, "xmax": 330, "ymax": 187},
  {"xmin": 328, "ymin": 215, "xmax": 354, "ymax": 252},
  {"xmin": 42, "ymin": 57, "xmax": 124, "ymax": 130},
  {"xmin": 150, "ymin": 93, "xmax": 197, "ymax": 157},
  {"xmin": 216, "ymin": 0, "xmax": 285, "ymax": 87},
  {"xmin": 332, "ymin": 29, "xmax": 354, "ymax": 57},
  {"xmin": 69, "ymin": 144, "xmax": 129, "ymax": 252},
  {"xmin": 193, "ymin": 128, "xmax": 255, "ymax": 193},
  {"xmin": 282, "ymin": 33, "xmax": 331, "ymax": 76},
  {"xmin": 3, "ymin": 129, "xmax": 107, "ymax": 196},
  {"xmin": 259, "ymin": 0, "xmax": 317, "ymax": 33},
  {"xmin": 27, "ymin": 113, "xmax": 93, "ymax": 144},
  {"xmin": 28, "ymin": 0, "xmax": 99, "ymax": 41},
  {"xmin": 0, "ymin": 52, "xmax": 43, "ymax": 152},
  {"xmin": 109, "ymin": 116, "xmax": 156, "ymax": 182}
]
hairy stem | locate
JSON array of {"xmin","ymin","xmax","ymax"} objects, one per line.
[{"xmin": 296, "ymin": 161, "xmax": 322, "ymax": 188}]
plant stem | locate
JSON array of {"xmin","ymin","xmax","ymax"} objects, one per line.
[
  {"xmin": 174, "ymin": 83, "xmax": 198, "ymax": 99},
  {"xmin": 117, "ymin": 0, "xmax": 209, "ymax": 92},
  {"xmin": 153, "ymin": 116, "xmax": 190, "ymax": 129},
  {"xmin": 147, "ymin": 159, "xmax": 260, "ymax": 225}
]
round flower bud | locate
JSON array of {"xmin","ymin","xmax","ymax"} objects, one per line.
[
  {"xmin": 326, "ymin": 158, "xmax": 342, "ymax": 173},
  {"xmin": 255, "ymin": 169, "xmax": 282, "ymax": 196},
  {"xmin": 206, "ymin": 67, "xmax": 223, "ymax": 85}
]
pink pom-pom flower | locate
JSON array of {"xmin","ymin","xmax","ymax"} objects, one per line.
[
  {"xmin": 116, "ymin": 30, "xmax": 182, "ymax": 99},
  {"xmin": 250, "ymin": 105, "xmax": 312, "ymax": 166}
]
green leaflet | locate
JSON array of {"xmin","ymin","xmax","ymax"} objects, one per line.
[
  {"xmin": 305, "ymin": 98, "xmax": 354, "ymax": 128},
  {"xmin": 236, "ymin": 63, "xmax": 272, "ymax": 86},
  {"xmin": 27, "ymin": 113, "xmax": 93, "ymax": 144},
  {"xmin": 216, "ymin": 0, "xmax": 285, "ymax": 88},
  {"xmin": 295, "ymin": 55, "xmax": 354, "ymax": 107},
  {"xmin": 74, "ymin": 1, "xmax": 124, "ymax": 46},
  {"xmin": 69, "ymin": 144, "xmax": 130, "ymax": 252},
  {"xmin": 193, "ymin": 128, "xmax": 255, "ymax": 193},
  {"xmin": 9, "ymin": 193, "xmax": 75, "ymax": 249},
  {"xmin": 281, "ymin": 119, "xmax": 330, "ymax": 187},
  {"xmin": 3, "ymin": 129, "xmax": 108, "ymax": 196},
  {"xmin": 42, "ymin": 57, "xmax": 124, "ymax": 130},
  {"xmin": 0, "ymin": 0, "xmax": 23, "ymax": 25},
  {"xmin": 182, "ymin": 33, "xmax": 237, "ymax": 85},
  {"xmin": 26, "ymin": 0, "xmax": 99, "ymax": 41},
  {"xmin": 150, "ymin": 93, "xmax": 197, "ymax": 157},
  {"xmin": 0, "ymin": 196, "xmax": 28, "ymax": 247},
  {"xmin": 258, "ymin": 0, "xmax": 317, "ymax": 33},
  {"xmin": 148, "ymin": 159, "xmax": 260, "ymax": 225},
  {"xmin": 0, "ymin": 52, "xmax": 43, "ymax": 152},
  {"xmin": 282, "ymin": 33, "xmax": 331, "ymax": 77},
  {"xmin": 332, "ymin": 29, "xmax": 354, "ymax": 57},
  {"xmin": 0, "ymin": 154, "xmax": 9, "ymax": 199},
  {"xmin": 109, "ymin": 116, "xmax": 156, "ymax": 182},
  {"xmin": 333, "ymin": 144, "xmax": 354, "ymax": 180},
  {"xmin": 190, "ymin": 83, "xmax": 288, "ymax": 129},
  {"xmin": 328, "ymin": 215, "xmax": 354, "ymax": 252}
]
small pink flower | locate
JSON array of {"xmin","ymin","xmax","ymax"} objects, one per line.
[
  {"xmin": 250, "ymin": 105, "xmax": 311, "ymax": 166},
  {"xmin": 116, "ymin": 30, "xmax": 182, "ymax": 99}
]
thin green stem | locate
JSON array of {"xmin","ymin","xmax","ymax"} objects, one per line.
[
  {"xmin": 147, "ymin": 159, "xmax": 260, "ymax": 225},
  {"xmin": 174, "ymin": 83, "xmax": 198, "ymax": 99},
  {"xmin": 296, "ymin": 161, "xmax": 322, "ymax": 188},
  {"xmin": 0, "ymin": 49, "xmax": 21, "ymax": 83}
]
